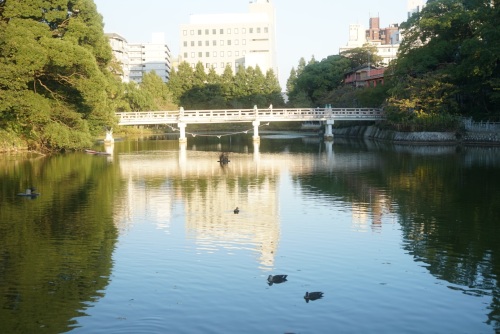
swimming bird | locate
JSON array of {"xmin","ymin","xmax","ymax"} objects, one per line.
[
  {"xmin": 304, "ymin": 291, "xmax": 324, "ymax": 303},
  {"xmin": 234, "ymin": 207, "xmax": 239, "ymax": 214},
  {"xmin": 267, "ymin": 274, "xmax": 288, "ymax": 286}
]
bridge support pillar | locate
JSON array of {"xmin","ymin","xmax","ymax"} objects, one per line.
[
  {"xmin": 252, "ymin": 120, "xmax": 260, "ymax": 142},
  {"xmin": 324, "ymin": 120, "xmax": 334, "ymax": 141},
  {"xmin": 178, "ymin": 122, "xmax": 187, "ymax": 143}
]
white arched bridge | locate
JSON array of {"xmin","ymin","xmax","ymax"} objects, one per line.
[{"xmin": 115, "ymin": 106, "xmax": 384, "ymax": 142}]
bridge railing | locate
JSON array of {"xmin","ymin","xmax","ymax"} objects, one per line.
[{"xmin": 116, "ymin": 107, "xmax": 384, "ymax": 125}]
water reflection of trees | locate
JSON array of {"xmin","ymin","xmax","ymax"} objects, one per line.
[
  {"xmin": 296, "ymin": 146, "xmax": 500, "ymax": 331},
  {"xmin": 0, "ymin": 154, "xmax": 120, "ymax": 333}
]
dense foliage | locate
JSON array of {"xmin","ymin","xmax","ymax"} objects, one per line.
[
  {"xmin": 386, "ymin": 0, "xmax": 500, "ymax": 123},
  {"xmin": 286, "ymin": 52, "xmax": 387, "ymax": 109},
  {"xmin": 168, "ymin": 62, "xmax": 284, "ymax": 110},
  {"xmin": 0, "ymin": 0, "xmax": 120, "ymax": 151}
]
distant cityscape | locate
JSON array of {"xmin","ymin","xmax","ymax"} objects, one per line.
[{"xmin": 105, "ymin": 0, "xmax": 425, "ymax": 85}]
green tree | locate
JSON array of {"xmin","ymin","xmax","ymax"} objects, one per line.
[
  {"xmin": 193, "ymin": 61, "xmax": 207, "ymax": 87},
  {"xmin": 286, "ymin": 67, "xmax": 297, "ymax": 95},
  {"xmin": 389, "ymin": 0, "xmax": 500, "ymax": 120},
  {"xmin": 140, "ymin": 71, "xmax": 176, "ymax": 110},
  {"xmin": 166, "ymin": 62, "xmax": 194, "ymax": 104},
  {"xmin": 289, "ymin": 55, "xmax": 351, "ymax": 107},
  {"xmin": 0, "ymin": 0, "xmax": 119, "ymax": 151},
  {"xmin": 340, "ymin": 44, "xmax": 383, "ymax": 68}
]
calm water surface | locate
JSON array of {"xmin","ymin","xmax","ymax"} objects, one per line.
[{"xmin": 1, "ymin": 134, "xmax": 500, "ymax": 333}]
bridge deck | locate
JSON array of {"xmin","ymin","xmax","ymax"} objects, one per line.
[{"xmin": 116, "ymin": 107, "xmax": 384, "ymax": 125}]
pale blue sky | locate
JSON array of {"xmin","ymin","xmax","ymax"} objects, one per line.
[{"xmin": 93, "ymin": 0, "xmax": 410, "ymax": 88}]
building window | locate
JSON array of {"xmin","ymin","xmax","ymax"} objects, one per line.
[
  {"xmin": 249, "ymin": 28, "xmax": 253, "ymax": 33},
  {"xmin": 220, "ymin": 40, "xmax": 224, "ymax": 46},
  {"xmin": 214, "ymin": 63, "xmax": 217, "ymax": 68},
  {"xmin": 235, "ymin": 51, "xmax": 239, "ymax": 56},
  {"xmin": 221, "ymin": 62, "xmax": 224, "ymax": 68},
  {"xmin": 184, "ymin": 52, "xmax": 188, "ymax": 58},
  {"xmin": 234, "ymin": 28, "xmax": 239, "ymax": 34},
  {"xmin": 264, "ymin": 27, "xmax": 268, "ymax": 33},
  {"xmin": 191, "ymin": 52, "xmax": 195, "ymax": 58},
  {"xmin": 198, "ymin": 41, "xmax": 202, "ymax": 46},
  {"xmin": 205, "ymin": 40, "xmax": 209, "ymax": 46},
  {"xmin": 212, "ymin": 29, "xmax": 216, "ymax": 34},
  {"xmin": 213, "ymin": 40, "xmax": 217, "ymax": 46},
  {"xmin": 206, "ymin": 52, "xmax": 210, "ymax": 57},
  {"xmin": 198, "ymin": 29, "xmax": 202, "ymax": 35},
  {"xmin": 198, "ymin": 52, "xmax": 202, "ymax": 57},
  {"xmin": 190, "ymin": 30, "xmax": 194, "ymax": 35},
  {"xmin": 235, "ymin": 40, "xmax": 239, "ymax": 45},
  {"xmin": 257, "ymin": 27, "xmax": 261, "ymax": 33},
  {"xmin": 227, "ymin": 28, "xmax": 231, "ymax": 34},
  {"xmin": 183, "ymin": 41, "xmax": 187, "ymax": 47},
  {"xmin": 242, "ymin": 28, "xmax": 246, "ymax": 34},
  {"xmin": 206, "ymin": 63, "xmax": 210, "ymax": 68},
  {"xmin": 213, "ymin": 51, "xmax": 217, "ymax": 57},
  {"xmin": 220, "ymin": 29, "xmax": 224, "ymax": 34},
  {"xmin": 183, "ymin": 30, "xmax": 187, "ymax": 36},
  {"xmin": 227, "ymin": 40, "xmax": 231, "ymax": 46},
  {"xmin": 205, "ymin": 29, "xmax": 209, "ymax": 35},
  {"xmin": 191, "ymin": 41, "xmax": 194, "ymax": 46},
  {"xmin": 228, "ymin": 51, "xmax": 232, "ymax": 57},
  {"xmin": 242, "ymin": 39, "xmax": 246, "ymax": 45},
  {"xmin": 220, "ymin": 51, "xmax": 224, "ymax": 57}
]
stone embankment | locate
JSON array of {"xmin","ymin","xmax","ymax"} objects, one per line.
[{"xmin": 332, "ymin": 125, "xmax": 500, "ymax": 145}]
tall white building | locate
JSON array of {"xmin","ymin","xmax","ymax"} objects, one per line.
[
  {"xmin": 179, "ymin": 0, "xmax": 277, "ymax": 76},
  {"xmin": 106, "ymin": 33, "xmax": 171, "ymax": 83}
]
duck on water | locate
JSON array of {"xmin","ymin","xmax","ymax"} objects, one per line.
[
  {"xmin": 267, "ymin": 274, "xmax": 288, "ymax": 286},
  {"xmin": 17, "ymin": 187, "xmax": 40, "ymax": 197}
]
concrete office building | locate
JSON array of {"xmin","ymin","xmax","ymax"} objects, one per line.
[
  {"xmin": 179, "ymin": 0, "xmax": 277, "ymax": 76},
  {"xmin": 106, "ymin": 33, "xmax": 172, "ymax": 83}
]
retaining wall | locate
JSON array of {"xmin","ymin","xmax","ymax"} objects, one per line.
[{"xmin": 332, "ymin": 125, "xmax": 500, "ymax": 145}]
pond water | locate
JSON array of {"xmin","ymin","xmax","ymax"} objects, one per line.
[{"xmin": 1, "ymin": 134, "xmax": 500, "ymax": 333}]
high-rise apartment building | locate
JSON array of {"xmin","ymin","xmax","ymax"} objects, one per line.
[
  {"xmin": 129, "ymin": 33, "xmax": 171, "ymax": 83},
  {"xmin": 179, "ymin": 0, "xmax": 277, "ymax": 76},
  {"xmin": 106, "ymin": 33, "xmax": 172, "ymax": 83}
]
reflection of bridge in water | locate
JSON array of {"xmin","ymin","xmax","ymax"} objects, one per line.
[{"xmin": 113, "ymin": 141, "xmax": 387, "ymax": 270}]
